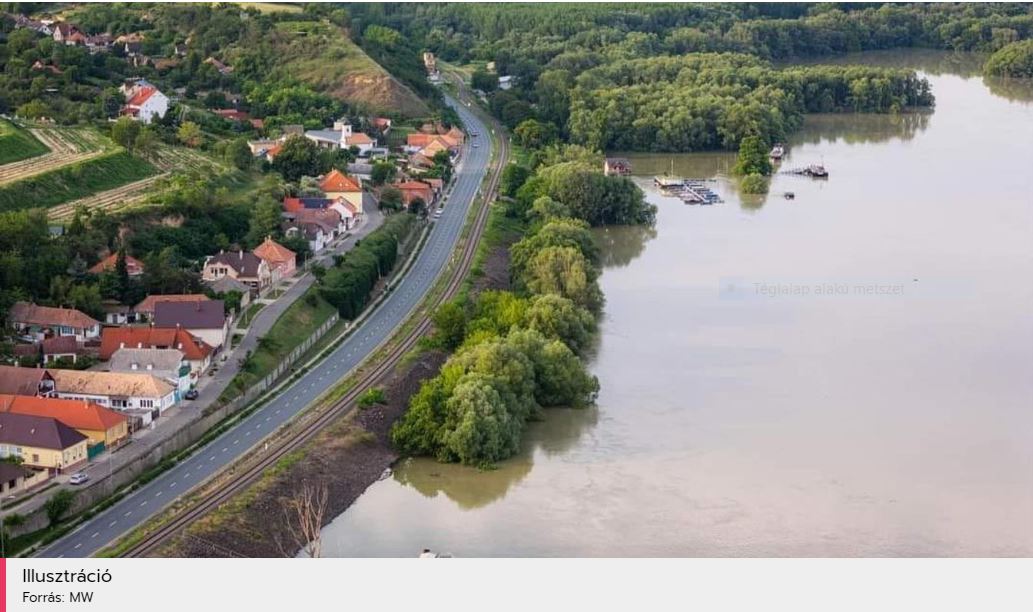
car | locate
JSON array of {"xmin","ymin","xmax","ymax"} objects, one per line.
[
  {"xmin": 69, "ymin": 472, "xmax": 89, "ymax": 485},
  {"xmin": 472, "ymin": 143, "xmax": 480, "ymax": 148},
  {"xmin": 184, "ymin": 389, "xmax": 199, "ymax": 400}
]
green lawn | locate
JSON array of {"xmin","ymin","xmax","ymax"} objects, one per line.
[
  {"xmin": 237, "ymin": 302, "xmax": 265, "ymax": 328},
  {"xmin": 0, "ymin": 120, "xmax": 49, "ymax": 165},
  {"xmin": 225, "ymin": 289, "xmax": 337, "ymax": 398},
  {"xmin": 0, "ymin": 149, "xmax": 157, "ymax": 212}
]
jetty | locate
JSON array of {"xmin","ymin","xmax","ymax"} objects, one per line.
[
  {"xmin": 786, "ymin": 164, "xmax": 828, "ymax": 178},
  {"xmin": 657, "ymin": 178, "xmax": 723, "ymax": 204}
]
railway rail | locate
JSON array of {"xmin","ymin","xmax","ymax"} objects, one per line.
[{"xmin": 120, "ymin": 93, "xmax": 508, "ymax": 557}]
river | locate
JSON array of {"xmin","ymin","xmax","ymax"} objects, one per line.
[{"xmin": 316, "ymin": 50, "xmax": 1033, "ymax": 557}]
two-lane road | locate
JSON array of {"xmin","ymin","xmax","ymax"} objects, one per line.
[{"xmin": 40, "ymin": 93, "xmax": 493, "ymax": 558}]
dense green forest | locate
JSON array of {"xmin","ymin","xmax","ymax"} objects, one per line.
[
  {"xmin": 984, "ymin": 39, "xmax": 1033, "ymax": 76},
  {"xmin": 348, "ymin": 3, "xmax": 1031, "ymax": 151}
]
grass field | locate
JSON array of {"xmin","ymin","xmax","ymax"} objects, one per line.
[
  {"xmin": 0, "ymin": 120, "xmax": 49, "ymax": 165},
  {"xmin": 0, "ymin": 149, "xmax": 156, "ymax": 213},
  {"xmin": 0, "ymin": 126, "xmax": 111, "ymax": 185},
  {"xmin": 235, "ymin": 2, "xmax": 301, "ymax": 13}
]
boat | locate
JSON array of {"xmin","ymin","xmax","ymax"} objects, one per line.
[
  {"xmin": 805, "ymin": 164, "xmax": 828, "ymax": 178},
  {"xmin": 769, "ymin": 143, "xmax": 786, "ymax": 160},
  {"xmin": 784, "ymin": 191, "xmax": 795, "ymax": 199}
]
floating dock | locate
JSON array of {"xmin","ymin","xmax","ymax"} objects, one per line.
[
  {"xmin": 657, "ymin": 178, "xmax": 723, "ymax": 204},
  {"xmin": 786, "ymin": 164, "xmax": 829, "ymax": 178}
]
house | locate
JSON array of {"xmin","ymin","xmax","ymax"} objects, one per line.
[
  {"xmin": 423, "ymin": 52, "xmax": 437, "ymax": 73},
  {"xmin": 283, "ymin": 208, "xmax": 349, "ymax": 253},
  {"xmin": 101, "ymin": 299, "xmax": 133, "ymax": 325},
  {"xmin": 120, "ymin": 81, "xmax": 169, "ymax": 124},
  {"xmin": 109, "ymin": 348, "xmax": 191, "ymax": 397},
  {"xmin": 50, "ymin": 369, "xmax": 176, "ymax": 425},
  {"xmin": 247, "ymin": 139, "xmax": 281, "ymax": 156},
  {"xmin": 0, "ymin": 462, "xmax": 48, "ymax": 496},
  {"xmin": 88, "ymin": 252, "xmax": 145, "ymax": 277},
  {"xmin": 346, "ymin": 162, "xmax": 374, "ymax": 183},
  {"xmin": 99, "ymin": 328, "xmax": 213, "ymax": 381},
  {"xmin": 85, "ymin": 33, "xmax": 112, "ymax": 52},
  {"xmin": 604, "ymin": 157, "xmax": 632, "ymax": 176},
  {"xmin": 213, "ymin": 109, "xmax": 251, "ymax": 123},
  {"xmin": 253, "ymin": 236, "xmax": 297, "ymax": 283},
  {"xmin": 393, "ymin": 181, "xmax": 436, "ymax": 207},
  {"xmin": 40, "ymin": 336, "xmax": 82, "ymax": 365},
  {"xmin": 319, "ymin": 169, "xmax": 365, "ymax": 213},
  {"xmin": 8, "ymin": 302, "xmax": 101, "ymax": 343},
  {"xmin": 0, "ymin": 394, "xmax": 128, "ymax": 450},
  {"xmin": 204, "ymin": 56, "xmax": 234, "ymax": 74},
  {"xmin": 0, "ymin": 413, "xmax": 88, "ymax": 474},
  {"xmin": 305, "ymin": 120, "xmax": 376, "ymax": 155},
  {"xmin": 283, "ymin": 196, "xmax": 358, "ymax": 233},
  {"xmin": 134, "ymin": 294, "xmax": 210, "ymax": 322},
  {"xmin": 31, "ymin": 60, "xmax": 63, "ymax": 75},
  {"xmin": 204, "ymin": 276, "xmax": 253, "ymax": 311},
  {"xmin": 282, "ymin": 124, "xmax": 305, "ymax": 138},
  {"xmin": 123, "ymin": 41, "xmax": 143, "ymax": 56},
  {"xmin": 499, "ymin": 75, "xmax": 514, "ymax": 90},
  {"xmin": 202, "ymin": 251, "xmax": 271, "ymax": 295},
  {"xmin": 284, "ymin": 219, "xmax": 329, "ymax": 254},
  {"xmin": 52, "ymin": 22, "xmax": 86, "ymax": 45},
  {"xmin": 153, "ymin": 300, "xmax": 229, "ymax": 351},
  {"xmin": 0, "ymin": 365, "xmax": 56, "ymax": 397}
]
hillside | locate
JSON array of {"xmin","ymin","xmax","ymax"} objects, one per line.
[{"xmin": 264, "ymin": 21, "xmax": 430, "ymax": 117}]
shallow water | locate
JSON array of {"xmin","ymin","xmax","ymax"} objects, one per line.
[{"xmin": 318, "ymin": 51, "xmax": 1033, "ymax": 557}]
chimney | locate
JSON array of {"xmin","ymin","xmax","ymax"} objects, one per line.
[
  {"xmin": 131, "ymin": 363, "xmax": 138, "ymax": 370},
  {"xmin": 146, "ymin": 364, "xmax": 153, "ymax": 371},
  {"xmin": 177, "ymin": 342, "xmax": 183, "ymax": 350},
  {"xmin": 120, "ymin": 342, "xmax": 125, "ymax": 349},
  {"xmin": 138, "ymin": 342, "xmax": 143, "ymax": 348}
]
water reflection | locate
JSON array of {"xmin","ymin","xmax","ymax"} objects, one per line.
[
  {"xmin": 795, "ymin": 112, "xmax": 931, "ymax": 146},
  {"xmin": 594, "ymin": 224, "xmax": 658, "ymax": 268},
  {"xmin": 791, "ymin": 48, "xmax": 986, "ymax": 77},
  {"xmin": 392, "ymin": 407, "xmax": 600, "ymax": 510},
  {"xmin": 982, "ymin": 77, "xmax": 1033, "ymax": 104}
]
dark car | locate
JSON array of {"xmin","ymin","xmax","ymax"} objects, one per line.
[{"xmin": 184, "ymin": 389, "xmax": 199, "ymax": 400}]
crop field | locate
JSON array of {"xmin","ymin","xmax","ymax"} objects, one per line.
[
  {"xmin": 0, "ymin": 119, "xmax": 49, "ymax": 165},
  {"xmin": 48, "ymin": 145, "xmax": 225, "ymax": 222},
  {"xmin": 0, "ymin": 126, "xmax": 110, "ymax": 185}
]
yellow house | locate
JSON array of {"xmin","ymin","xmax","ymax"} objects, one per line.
[
  {"xmin": 0, "ymin": 394, "xmax": 128, "ymax": 449},
  {"xmin": 319, "ymin": 169, "xmax": 364, "ymax": 213},
  {"xmin": 0, "ymin": 412, "xmax": 89, "ymax": 473}
]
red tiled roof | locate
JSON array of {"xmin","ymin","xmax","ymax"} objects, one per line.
[
  {"xmin": 213, "ymin": 109, "xmax": 250, "ymax": 122},
  {"xmin": 88, "ymin": 252, "xmax": 145, "ymax": 275},
  {"xmin": 0, "ymin": 394, "xmax": 127, "ymax": 433},
  {"xmin": 126, "ymin": 85, "xmax": 158, "ymax": 107},
  {"xmin": 100, "ymin": 327, "xmax": 213, "ymax": 361},
  {"xmin": 407, "ymin": 133, "xmax": 444, "ymax": 148},
  {"xmin": 41, "ymin": 336, "xmax": 79, "ymax": 355},
  {"xmin": 8, "ymin": 302, "xmax": 99, "ymax": 330},
  {"xmin": 319, "ymin": 169, "xmax": 361, "ymax": 193},
  {"xmin": 253, "ymin": 237, "xmax": 296, "ymax": 265},
  {"xmin": 345, "ymin": 133, "xmax": 374, "ymax": 146}
]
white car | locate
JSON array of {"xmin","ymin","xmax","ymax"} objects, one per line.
[{"xmin": 69, "ymin": 472, "xmax": 89, "ymax": 485}]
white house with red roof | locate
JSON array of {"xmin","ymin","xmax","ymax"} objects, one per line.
[
  {"xmin": 120, "ymin": 81, "xmax": 169, "ymax": 124},
  {"xmin": 305, "ymin": 119, "xmax": 376, "ymax": 156}
]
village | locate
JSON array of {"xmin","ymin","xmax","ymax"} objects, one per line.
[{"xmin": 0, "ymin": 12, "xmax": 471, "ymax": 505}]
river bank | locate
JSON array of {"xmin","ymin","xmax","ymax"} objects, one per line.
[{"xmin": 315, "ymin": 49, "xmax": 1033, "ymax": 557}]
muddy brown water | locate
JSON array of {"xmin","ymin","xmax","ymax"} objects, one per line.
[{"xmin": 317, "ymin": 51, "xmax": 1033, "ymax": 557}]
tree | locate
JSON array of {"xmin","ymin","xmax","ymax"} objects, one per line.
[
  {"xmin": 471, "ymin": 69, "xmax": 498, "ymax": 92},
  {"xmin": 177, "ymin": 121, "xmax": 203, "ymax": 148},
  {"xmin": 379, "ymin": 186, "xmax": 403, "ymax": 212},
  {"xmin": 279, "ymin": 483, "xmax": 329, "ymax": 558},
  {"xmin": 522, "ymin": 246, "xmax": 603, "ymax": 312},
  {"xmin": 111, "ymin": 117, "xmax": 141, "ymax": 150},
  {"xmin": 246, "ymin": 195, "xmax": 284, "ymax": 247},
  {"xmin": 371, "ymin": 161, "xmax": 397, "ymax": 186},
  {"xmin": 442, "ymin": 374, "xmax": 520, "ymax": 466},
  {"xmin": 985, "ymin": 39, "xmax": 1033, "ymax": 77},
  {"xmin": 44, "ymin": 490, "xmax": 76, "ymax": 526},
  {"xmin": 432, "ymin": 301, "xmax": 467, "ymax": 351},
  {"xmin": 501, "ymin": 164, "xmax": 531, "ymax": 198},
  {"xmin": 514, "ymin": 119, "xmax": 558, "ymax": 149},
  {"xmin": 740, "ymin": 173, "xmax": 769, "ymax": 194},
  {"xmin": 733, "ymin": 135, "xmax": 772, "ymax": 176},
  {"xmin": 407, "ymin": 196, "xmax": 427, "ymax": 216},
  {"xmin": 524, "ymin": 293, "xmax": 596, "ymax": 355},
  {"xmin": 134, "ymin": 128, "xmax": 158, "ymax": 155},
  {"xmin": 224, "ymin": 138, "xmax": 253, "ymax": 170},
  {"xmin": 272, "ymin": 136, "xmax": 320, "ymax": 182}
]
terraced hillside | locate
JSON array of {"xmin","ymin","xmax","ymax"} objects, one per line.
[
  {"xmin": 47, "ymin": 145, "xmax": 223, "ymax": 222},
  {"xmin": 0, "ymin": 119, "xmax": 49, "ymax": 165},
  {"xmin": 0, "ymin": 126, "xmax": 110, "ymax": 185}
]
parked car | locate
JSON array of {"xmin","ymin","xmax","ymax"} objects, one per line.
[
  {"xmin": 69, "ymin": 472, "xmax": 89, "ymax": 485},
  {"xmin": 184, "ymin": 389, "xmax": 199, "ymax": 400}
]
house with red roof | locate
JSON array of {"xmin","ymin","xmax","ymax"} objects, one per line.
[
  {"xmin": 0, "ymin": 394, "xmax": 128, "ymax": 450},
  {"xmin": 305, "ymin": 119, "xmax": 376, "ymax": 156},
  {"xmin": 8, "ymin": 302, "xmax": 101, "ymax": 343},
  {"xmin": 120, "ymin": 81, "xmax": 169, "ymax": 124},
  {"xmin": 99, "ymin": 327, "xmax": 213, "ymax": 378},
  {"xmin": 319, "ymin": 169, "xmax": 366, "ymax": 214},
  {"xmin": 88, "ymin": 252, "xmax": 145, "ymax": 277},
  {"xmin": 392, "ymin": 181, "xmax": 436, "ymax": 208},
  {"xmin": 254, "ymin": 236, "xmax": 297, "ymax": 283}
]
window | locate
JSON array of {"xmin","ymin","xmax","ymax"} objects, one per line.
[
  {"xmin": 32, "ymin": 453, "xmax": 39, "ymax": 463},
  {"xmin": 140, "ymin": 399, "xmax": 154, "ymax": 408}
]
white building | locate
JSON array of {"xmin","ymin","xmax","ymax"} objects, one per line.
[
  {"xmin": 305, "ymin": 120, "xmax": 376, "ymax": 156},
  {"xmin": 50, "ymin": 369, "xmax": 176, "ymax": 425},
  {"xmin": 108, "ymin": 348, "xmax": 192, "ymax": 398},
  {"xmin": 121, "ymin": 81, "xmax": 169, "ymax": 124}
]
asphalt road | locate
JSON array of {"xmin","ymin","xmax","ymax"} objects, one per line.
[{"xmin": 40, "ymin": 93, "xmax": 491, "ymax": 558}]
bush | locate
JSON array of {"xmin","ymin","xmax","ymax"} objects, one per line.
[
  {"xmin": 740, "ymin": 173, "xmax": 769, "ymax": 194},
  {"xmin": 357, "ymin": 387, "xmax": 387, "ymax": 409},
  {"xmin": 44, "ymin": 490, "xmax": 76, "ymax": 526},
  {"xmin": 985, "ymin": 40, "xmax": 1033, "ymax": 77}
]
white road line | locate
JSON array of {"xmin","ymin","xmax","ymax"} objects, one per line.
[
  {"xmin": 124, "ymin": 512, "xmax": 132, "ymax": 518},
  {"xmin": 140, "ymin": 501, "xmax": 147, "ymax": 507},
  {"xmin": 91, "ymin": 532, "xmax": 99, "ymax": 538},
  {"xmin": 108, "ymin": 521, "xmax": 117, "ymax": 527},
  {"xmin": 155, "ymin": 491, "xmax": 162, "ymax": 497},
  {"xmin": 74, "ymin": 543, "xmax": 82, "ymax": 550}
]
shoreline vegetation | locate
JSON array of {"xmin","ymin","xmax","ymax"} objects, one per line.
[{"xmin": 391, "ymin": 144, "xmax": 655, "ymax": 467}]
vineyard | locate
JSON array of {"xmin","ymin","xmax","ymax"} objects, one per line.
[
  {"xmin": 0, "ymin": 119, "xmax": 49, "ymax": 165},
  {"xmin": 47, "ymin": 145, "xmax": 226, "ymax": 222},
  {"xmin": 0, "ymin": 125, "xmax": 110, "ymax": 185}
]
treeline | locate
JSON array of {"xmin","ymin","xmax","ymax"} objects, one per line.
[
  {"xmin": 391, "ymin": 147, "xmax": 653, "ymax": 466},
  {"xmin": 984, "ymin": 39, "xmax": 1033, "ymax": 77},
  {"xmin": 317, "ymin": 212, "xmax": 417, "ymax": 319},
  {"xmin": 567, "ymin": 54, "xmax": 934, "ymax": 151}
]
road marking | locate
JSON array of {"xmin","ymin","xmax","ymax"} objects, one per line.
[
  {"xmin": 155, "ymin": 491, "xmax": 162, "ymax": 497},
  {"xmin": 233, "ymin": 439, "xmax": 239, "ymax": 445},
  {"xmin": 209, "ymin": 456, "xmax": 215, "ymax": 461},
  {"xmin": 74, "ymin": 543, "xmax": 82, "ymax": 550},
  {"xmin": 222, "ymin": 447, "xmax": 228, "ymax": 453},
  {"xmin": 170, "ymin": 482, "xmax": 177, "ymax": 488},
  {"xmin": 108, "ymin": 521, "xmax": 117, "ymax": 527},
  {"xmin": 91, "ymin": 532, "xmax": 99, "ymax": 538},
  {"xmin": 124, "ymin": 512, "xmax": 132, "ymax": 518}
]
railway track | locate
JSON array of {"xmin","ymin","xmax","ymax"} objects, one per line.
[{"xmin": 121, "ymin": 96, "xmax": 508, "ymax": 557}]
